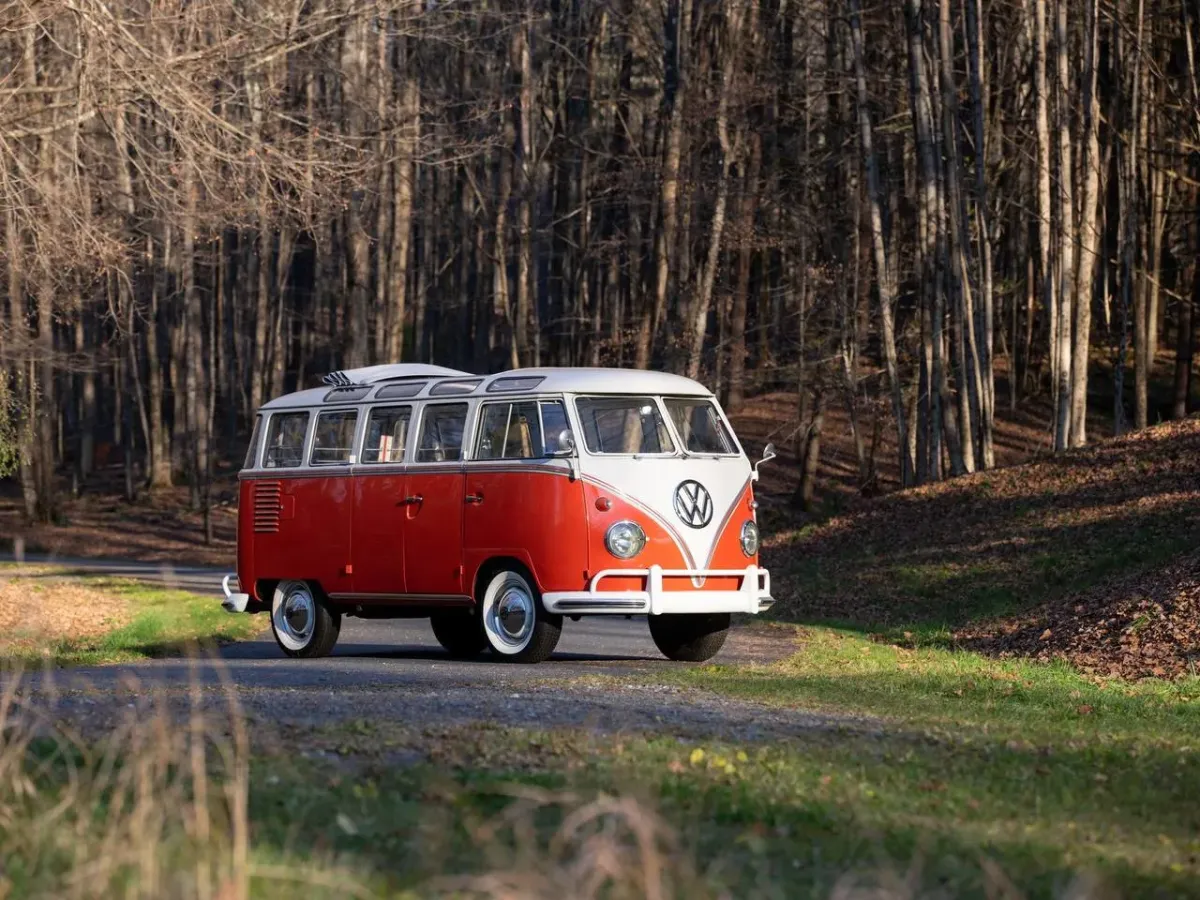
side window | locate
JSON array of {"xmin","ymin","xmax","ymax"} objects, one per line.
[
  {"xmin": 362, "ymin": 406, "xmax": 412, "ymax": 463},
  {"xmin": 416, "ymin": 404, "xmax": 468, "ymax": 462},
  {"xmin": 477, "ymin": 399, "xmax": 572, "ymax": 459},
  {"xmin": 243, "ymin": 415, "xmax": 263, "ymax": 469},
  {"xmin": 310, "ymin": 410, "xmax": 359, "ymax": 465},
  {"xmin": 539, "ymin": 400, "xmax": 571, "ymax": 454},
  {"xmin": 262, "ymin": 412, "xmax": 310, "ymax": 469}
]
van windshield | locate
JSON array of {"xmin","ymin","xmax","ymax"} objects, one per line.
[
  {"xmin": 575, "ymin": 397, "xmax": 675, "ymax": 455},
  {"xmin": 664, "ymin": 399, "xmax": 736, "ymax": 455}
]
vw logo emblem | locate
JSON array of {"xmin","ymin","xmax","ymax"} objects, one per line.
[{"xmin": 673, "ymin": 480, "xmax": 713, "ymax": 529}]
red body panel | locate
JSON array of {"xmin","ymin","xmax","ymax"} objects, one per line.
[
  {"xmin": 463, "ymin": 466, "xmax": 589, "ymax": 593},
  {"xmin": 351, "ymin": 471, "xmax": 408, "ymax": 596},
  {"xmin": 252, "ymin": 475, "xmax": 354, "ymax": 595},
  {"xmin": 237, "ymin": 479, "xmax": 257, "ymax": 598},
  {"xmin": 403, "ymin": 469, "xmax": 465, "ymax": 596},
  {"xmin": 237, "ymin": 471, "xmax": 757, "ymax": 605}
]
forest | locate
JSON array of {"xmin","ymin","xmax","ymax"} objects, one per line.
[{"xmin": 1, "ymin": 0, "xmax": 1198, "ymax": 526}]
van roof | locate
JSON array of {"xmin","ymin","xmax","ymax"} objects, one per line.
[{"xmin": 259, "ymin": 366, "xmax": 714, "ymax": 411}]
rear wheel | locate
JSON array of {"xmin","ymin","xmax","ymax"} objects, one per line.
[
  {"xmin": 479, "ymin": 568, "xmax": 561, "ymax": 664},
  {"xmin": 648, "ymin": 613, "xmax": 730, "ymax": 662},
  {"xmin": 430, "ymin": 609, "xmax": 487, "ymax": 658},
  {"xmin": 270, "ymin": 580, "xmax": 341, "ymax": 658}
]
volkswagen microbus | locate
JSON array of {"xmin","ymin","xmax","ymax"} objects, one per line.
[{"xmin": 222, "ymin": 364, "xmax": 775, "ymax": 663}]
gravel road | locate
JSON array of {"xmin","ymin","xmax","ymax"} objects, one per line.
[{"xmin": 5, "ymin": 556, "xmax": 873, "ymax": 743}]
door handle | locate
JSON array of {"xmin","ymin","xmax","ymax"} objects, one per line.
[
  {"xmin": 464, "ymin": 493, "xmax": 484, "ymax": 505},
  {"xmin": 401, "ymin": 494, "xmax": 423, "ymax": 505}
]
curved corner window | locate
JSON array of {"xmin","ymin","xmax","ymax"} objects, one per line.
[
  {"xmin": 243, "ymin": 415, "xmax": 263, "ymax": 469},
  {"xmin": 663, "ymin": 399, "xmax": 736, "ymax": 455},
  {"xmin": 575, "ymin": 397, "xmax": 674, "ymax": 455},
  {"xmin": 310, "ymin": 410, "xmax": 359, "ymax": 465},
  {"xmin": 376, "ymin": 381, "xmax": 427, "ymax": 400},
  {"xmin": 262, "ymin": 411, "xmax": 310, "ymax": 469}
]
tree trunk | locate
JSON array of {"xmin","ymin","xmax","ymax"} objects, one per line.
[
  {"xmin": 1071, "ymin": 0, "xmax": 1102, "ymax": 447},
  {"xmin": 636, "ymin": 0, "xmax": 689, "ymax": 371},
  {"xmin": 966, "ymin": 0, "xmax": 995, "ymax": 468},
  {"xmin": 514, "ymin": 13, "xmax": 537, "ymax": 367},
  {"xmin": 726, "ymin": 133, "xmax": 760, "ymax": 414},
  {"xmin": 1033, "ymin": 0, "xmax": 1055, "ymax": 426},
  {"xmin": 1053, "ymin": 0, "xmax": 1074, "ymax": 449},
  {"xmin": 851, "ymin": 0, "xmax": 911, "ymax": 486},
  {"xmin": 686, "ymin": 1, "xmax": 742, "ymax": 381}
]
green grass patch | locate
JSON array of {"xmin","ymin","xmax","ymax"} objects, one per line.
[
  {"xmin": 2, "ymin": 574, "xmax": 261, "ymax": 666},
  {"xmin": 667, "ymin": 627, "xmax": 1200, "ymax": 746},
  {"xmin": 589, "ymin": 626, "xmax": 1200, "ymax": 895}
]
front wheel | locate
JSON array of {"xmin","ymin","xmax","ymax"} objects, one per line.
[
  {"xmin": 479, "ymin": 569, "xmax": 561, "ymax": 664},
  {"xmin": 648, "ymin": 613, "xmax": 730, "ymax": 662},
  {"xmin": 270, "ymin": 580, "xmax": 341, "ymax": 658}
]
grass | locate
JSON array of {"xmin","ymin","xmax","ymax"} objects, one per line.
[
  {"xmin": 246, "ymin": 714, "xmax": 1199, "ymax": 898},
  {"xmin": 0, "ymin": 568, "xmax": 261, "ymax": 665},
  {"xmin": 3, "ymin": 631, "xmax": 1197, "ymax": 897},
  {"xmin": 617, "ymin": 626, "xmax": 1200, "ymax": 896}
]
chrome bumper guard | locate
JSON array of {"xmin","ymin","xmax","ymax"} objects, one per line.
[
  {"xmin": 543, "ymin": 565, "xmax": 773, "ymax": 616},
  {"xmin": 221, "ymin": 574, "xmax": 251, "ymax": 614}
]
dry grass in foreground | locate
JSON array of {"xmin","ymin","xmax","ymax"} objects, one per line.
[
  {"xmin": 0, "ymin": 661, "xmax": 1132, "ymax": 900},
  {"xmin": 0, "ymin": 572, "xmax": 130, "ymax": 652}
]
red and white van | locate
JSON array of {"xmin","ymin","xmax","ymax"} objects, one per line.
[{"xmin": 222, "ymin": 364, "xmax": 775, "ymax": 663}]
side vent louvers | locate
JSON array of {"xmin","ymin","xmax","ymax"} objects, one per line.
[{"xmin": 253, "ymin": 481, "xmax": 282, "ymax": 533}]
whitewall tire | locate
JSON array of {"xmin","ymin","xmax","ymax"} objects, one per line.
[
  {"xmin": 479, "ymin": 569, "xmax": 561, "ymax": 664},
  {"xmin": 270, "ymin": 580, "xmax": 340, "ymax": 658}
]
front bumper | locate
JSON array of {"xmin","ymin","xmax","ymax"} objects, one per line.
[
  {"xmin": 221, "ymin": 574, "xmax": 251, "ymax": 613},
  {"xmin": 543, "ymin": 565, "xmax": 773, "ymax": 616}
]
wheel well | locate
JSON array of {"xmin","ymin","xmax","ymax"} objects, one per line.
[
  {"xmin": 256, "ymin": 579, "xmax": 330, "ymax": 604},
  {"xmin": 255, "ymin": 579, "xmax": 279, "ymax": 604},
  {"xmin": 473, "ymin": 556, "xmax": 538, "ymax": 602}
]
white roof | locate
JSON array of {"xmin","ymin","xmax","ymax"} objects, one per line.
[{"xmin": 260, "ymin": 366, "xmax": 713, "ymax": 411}]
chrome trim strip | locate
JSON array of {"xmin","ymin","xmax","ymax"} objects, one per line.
[
  {"xmin": 328, "ymin": 592, "xmax": 473, "ymax": 605},
  {"xmin": 555, "ymin": 599, "xmax": 646, "ymax": 610},
  {"xmin": 240, "ymin": 461, "xmax": 573, "ymax": 480}
]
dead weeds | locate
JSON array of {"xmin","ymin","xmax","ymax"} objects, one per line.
[{"xmin": 0, "ymin": 570, "xmax": 130, "ymax": 653}]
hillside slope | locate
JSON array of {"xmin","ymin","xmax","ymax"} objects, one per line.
[{"xmin": 764, "ymin": 416, "xmax": 1200, "ymax": 678}]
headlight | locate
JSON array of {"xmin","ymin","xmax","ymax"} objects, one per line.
[
  {"xmin": 740, "ymin": 520, "xmax": 760, "ymax": 557},
  {"xmin": 605, "ymin": 521, "xmax": 646, "ymax": 559}
]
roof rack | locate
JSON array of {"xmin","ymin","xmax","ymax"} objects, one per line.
[{"xmin": 321, "ymin": 364, "xmax": 472, "ymax": 388}]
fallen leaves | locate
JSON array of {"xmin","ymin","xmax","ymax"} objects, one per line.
[{"xmin": 767, "ymin": 415, "xmax": 1200, "ymax": 681}]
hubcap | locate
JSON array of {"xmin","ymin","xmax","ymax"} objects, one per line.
[
  {"xmin": 275, "ymin": 584, "xmax": 315, "ymax": 645},
  {"xmin": 490, "ymin": 583, "xmax": 533, "ymax": 647}
]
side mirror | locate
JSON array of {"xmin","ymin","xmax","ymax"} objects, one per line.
[
  {"xmin": 752, "ymin": 442, "xmax": 776, "ymax": 481},
  {"xmin": 546, "ymin": 428, "xmax": 576, "ymax": 458}
]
